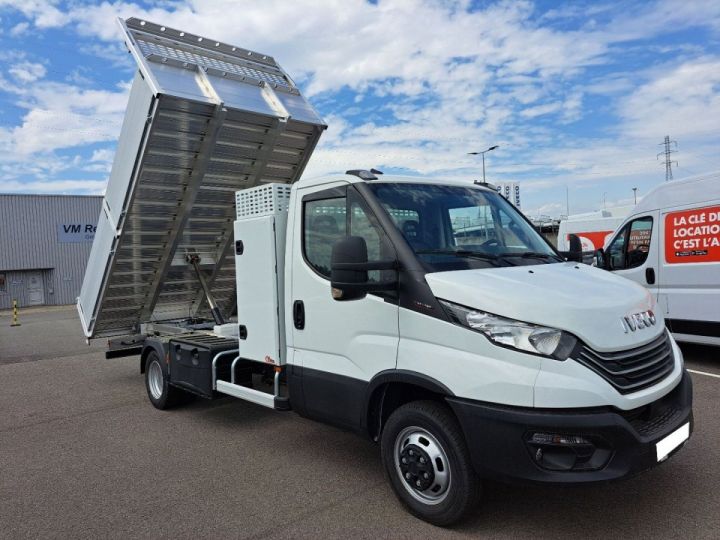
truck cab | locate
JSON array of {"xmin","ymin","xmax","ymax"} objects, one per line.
[{"xmin": 274, "ymin": 173, "xmax": 692, "ymax": 523}]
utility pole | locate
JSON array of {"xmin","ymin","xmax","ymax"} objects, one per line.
[
  {"xmin": 632, "ymin": 187, "xmax": 638, "ymax": 205},
  {"xmin": 657, "ymin": 135, "xmax": 678, "ymax": 181}
]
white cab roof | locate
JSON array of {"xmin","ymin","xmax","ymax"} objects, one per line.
[{"xmin": 296, "ymin": 173, "xmax": 496, "ymax": 192}]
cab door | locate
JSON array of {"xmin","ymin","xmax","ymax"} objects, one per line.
[
  {"xmin": 605, "ymin": 212, "xmax": 660, "ymax": 297},
  {"xmin": 288, "ymin": 182, "xmax": 398, "ymax": 430}
]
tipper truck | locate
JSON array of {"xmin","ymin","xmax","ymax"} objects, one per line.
[{"xmin": 78, "ymin": 18, "xmax": 693, "ymax": 526}]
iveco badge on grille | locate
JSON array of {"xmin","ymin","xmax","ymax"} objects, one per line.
[{"xmin": 621, "ymin": 310, "xmax": 657, "ymax": 333}]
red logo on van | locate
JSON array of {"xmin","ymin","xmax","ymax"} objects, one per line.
[{"xmin": 665, "ymin": 205, "xmax": 720, "ymax": 264}]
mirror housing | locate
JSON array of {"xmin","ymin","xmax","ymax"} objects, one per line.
[
  {"xmin": 558, "ymin": 234, "xmax": 583, "ymax": 262},
  {"xmin": 563, "ymin": 233, "xmax": 583, "ymax": 263},
  {"xmin": 568, "ymin": 233, "xmax": 583, "ymax": 262},
  {"xmin": 595, "ymin": 247, "xmax": 608, "ymax": 269},
  {"xmin": 330, "ymin": 236, "xmax": 397, "ymax": 301}
]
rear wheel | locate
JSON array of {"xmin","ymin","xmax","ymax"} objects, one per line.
[
  {"xmin": 381, "ymin": 400, "xmax": 481, "ymax": 526},
  {"xmin": 144, "ymin": 350, "xmax": 189, "ymax": 409}
]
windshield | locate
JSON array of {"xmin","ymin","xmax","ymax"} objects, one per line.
[{"xmin": 368, "ymin": 182, "xmax": 561, "ymax": 271}]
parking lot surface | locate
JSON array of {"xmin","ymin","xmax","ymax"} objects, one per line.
[{"xmin": 1, "ymin": 306, "xmax": 718, "ymax": 539}]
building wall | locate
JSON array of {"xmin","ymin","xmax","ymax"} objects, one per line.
[{"xmin": 0, "ymin": 194, "xmax": 102, "ymax": 309}]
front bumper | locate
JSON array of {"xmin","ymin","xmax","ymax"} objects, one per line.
[{"xmin": 447, "ymin": 370, "xmax": 693, "ymax": 484}]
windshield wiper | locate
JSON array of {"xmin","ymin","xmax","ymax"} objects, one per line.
[
  {"xmin": 498, "ymin": 251, "xmax": 563, "ymax": 262},
  {"xmin": 414, "ymin": 249, "xmax": 513, "ymax": 266}
]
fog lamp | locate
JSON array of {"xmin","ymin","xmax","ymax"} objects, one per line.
[
  {"xmin": 530, "ymin": 433, "xmax": 590, "ymax": 445},
  {"xmin": 526, "ymin": 432, "xmax": 610, "ymax": 472}
]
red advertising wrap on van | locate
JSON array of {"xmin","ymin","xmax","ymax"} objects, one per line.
[
  {"xmin": 567, "ymin": 230, "xmax": 614, "ymax": 251},
  {"xmin": 665, "ymin": 205, "xmax": 720, "ymax": 263}
]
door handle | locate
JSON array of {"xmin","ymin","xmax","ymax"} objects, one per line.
[
  {"xmin": 293, "ymin": 300, "xmax": 305, "ymax": 330},
  {"xmin": 645, "ymin": 267, "xmax": 656, "ymax": 285}
]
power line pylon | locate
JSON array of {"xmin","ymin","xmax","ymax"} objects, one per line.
[{"xmin": 657, "ymin": 135, "xmax": 678, "ymax": 181}]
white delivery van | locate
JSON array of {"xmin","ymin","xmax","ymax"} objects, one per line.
[
  {"xmin": 596, "ymin": 172, "xmax": 720, "ymax": 347},
  {"xmin": 557, "ymin": 207, "xmax": 632, "ymax": 252},
  {"xmin": 78, "ymin": 19, "xmax": 694, "ymax": 526}
]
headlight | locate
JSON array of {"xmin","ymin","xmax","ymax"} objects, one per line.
[{"xmin": 439, "ymin": 299, "xmax": 577, "ymax": 360}]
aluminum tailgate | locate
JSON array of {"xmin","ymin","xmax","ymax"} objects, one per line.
[{"xmin": 78, "ymin": 18, "xmax": 326, "ymax": 338}]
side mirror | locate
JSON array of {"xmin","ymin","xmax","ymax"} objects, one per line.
[
  {"xmin": 331, "ymin": 236, "xmax": 368, "ymax": 301},
  {"xmin": 330, "ymin": 236, "xmax": 397, "ymax": 301},
  {"xmin": 567, "ymin": 233, "xmax": 583, "ymax": 263},
  {"xmin": 595, "ymin": 248, "xmax": 607, "ymax": 269}
]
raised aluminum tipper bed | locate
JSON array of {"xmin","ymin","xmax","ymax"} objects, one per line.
[{"xmin": 77, "ymin": 17, "xmax": 325, "ymax": 340}]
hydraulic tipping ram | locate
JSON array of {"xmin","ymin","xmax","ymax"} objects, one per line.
[{"xmin": 186, "ymin": 253, "xmax": 225, "ymax": 326}]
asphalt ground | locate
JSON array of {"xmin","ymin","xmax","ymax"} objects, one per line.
[{"xmin": 0, "ymin": 306, "xmax": 718, "ymax": 539}]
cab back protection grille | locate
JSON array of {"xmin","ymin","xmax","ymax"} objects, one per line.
[{"xmin": 574, "ymin": 332, "xmax": 674, "ymax": 394}]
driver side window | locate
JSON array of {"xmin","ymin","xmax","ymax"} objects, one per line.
[
  {"xmin": 303, "ymin": 189, "xmax": 391, "ymax": 281},
  {"xmin": 350, "ymin": 199, "xmax": 383, "ymax": 282},
  {"xmin": 607, "ymin": 217, "xmax": 653, "ymax": 270},
  {"xmin": 304, "ymin": 197, "xmax": 347, "ymax": 278},
  {"xmin": 608, "ymin": 228, "xmax": 627, "ymax": 269}
]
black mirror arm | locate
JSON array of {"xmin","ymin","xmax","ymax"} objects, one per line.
[{"xmin": 330, "ymin": 280, "xmax": 398, "ymax": 292}]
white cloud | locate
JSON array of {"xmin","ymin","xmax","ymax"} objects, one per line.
[
  {"xmin": 90, "ymin": 148, "xmax": 114, "ymax": 162},
  {"xmin": 8, "ymin": 61, "xmax": 46, "ymax": 83},
  {"xmin": 619, "ymin": 57, "xmax": 720, "ymax": 140},
  {"xmin": 520, "ymin": 101, "xmax": 563, "ymax": 118},
  {"xmin": 0, "ymin": 178, "xmax": 107, "ymax": 194},
  {"xmin": 9, "ymin": 21, "xmax": 29, "ymax": 36},
  {"xmin": 0, "ymin": 0, "xmax": 717, "ymax": 211},
  {"xmin": 0, "ymin": 66, "xmax": 128, "ymax": 192},
  {"xmin": 1, "ymin": 80, "xmax": 129, "ymax": 155},
  {"xmin": 0, "ymin": 0, "xmax": 70, "ymax": 28},
  {"xmin": 524, "ymin": 201, "xmax": 564, "ymax": 219}
]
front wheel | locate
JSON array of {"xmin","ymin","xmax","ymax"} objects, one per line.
[{"xmin": 381, "ymin": 400, "xmax": 481, "ymax": 526}]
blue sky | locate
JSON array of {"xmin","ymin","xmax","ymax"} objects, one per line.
[{"xmin": 0, "ymin": 0, "xmax": 719, "ymax": 218}]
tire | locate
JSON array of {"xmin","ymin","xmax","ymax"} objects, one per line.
[
  {"xmin": 144, "ymin": 350, "xmax": 190, "ymax": 409},
  {"xmin": 380, "ymin": 400, "xmax": 481, "ymax": 526}
]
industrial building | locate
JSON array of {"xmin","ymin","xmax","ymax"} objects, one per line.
[{"xmin": 0, "ymin": 194, "xmax": 101, "ymax": 309}]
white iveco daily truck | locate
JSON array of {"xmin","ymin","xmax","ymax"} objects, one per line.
[{"xmin": 78, "ymin": 19, "xmax": 693, "ymax": 526}]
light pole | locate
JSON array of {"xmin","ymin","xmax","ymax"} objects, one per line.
[
  {"xmin": 468, "ymin": 145, "xmax": 499, "ymax": 183},
  {"xmin": 566, "ymin": 185, "xmax": 570, "ymax": 217},
  {"xmin": 632, "ymin": 187, "xmax": 638, "ymax": 205}
]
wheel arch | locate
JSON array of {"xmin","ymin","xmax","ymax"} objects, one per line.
[
  {"xmin": 140, "ymin": 339, "xmax": 166, "ymax": 374},
  {"xmin": 364, "ymin": 370, "xmax": 455, "ymax": 441}
]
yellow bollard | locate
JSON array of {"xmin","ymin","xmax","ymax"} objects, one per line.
[{"xmin": 10, "ymin": 299, "xmax": 21, "ymax": 327}]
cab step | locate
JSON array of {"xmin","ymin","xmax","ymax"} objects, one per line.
[{"xmin": 215, "ymin": 380, "xmax": 290, "ymax": 410}]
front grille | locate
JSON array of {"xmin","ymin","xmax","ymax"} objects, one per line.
[{"xmin": 574, "ymin": 331, "xmax": 675, "ymax": 394}]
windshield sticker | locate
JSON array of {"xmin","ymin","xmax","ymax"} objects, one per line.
[{"xmin": 665, "ymin": 205, "xmax": 720, "ymax": 263}]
